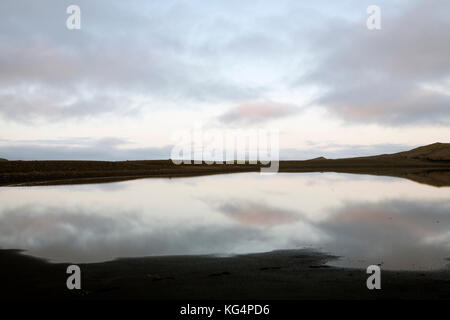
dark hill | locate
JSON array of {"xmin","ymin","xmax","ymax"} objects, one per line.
[
  {"xmin": 359, "ymin": 142, "xmax": 450, "ymax": 161},
  {"xmin": 308, "ymin": 156, "xmax": 327, "ymax": 161}
]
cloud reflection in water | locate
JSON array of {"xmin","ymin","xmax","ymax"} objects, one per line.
[{"xmin": 0, "ymin": 172, "xmax": 449, "ymax": 270}]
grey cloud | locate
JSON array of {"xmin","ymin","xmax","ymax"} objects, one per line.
[
  {"xmin": 0, "ymin": 87, "xmax": 135, "ymax": 122},
  {"xmin": 0, "ymin": 0, "xmax": 262, "ymax": 122},
  {"xmin": 0, "ymin": 140, "xmax": 416, "ymax": 161},
  {"xmin": 300, "ymin": 0, "xmax": 450, "ymax": 125},
  {"xmin": 2, "ymin": 0, "xmax": 448, "ymax": 126},
  {"xmin": 0, "ymin": 138, "xmax": 172, "ymax": 160}
]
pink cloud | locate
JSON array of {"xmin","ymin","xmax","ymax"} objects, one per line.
[{"xmin": 218, "ymin": 101, "xmax": 298, "ymax": 125}]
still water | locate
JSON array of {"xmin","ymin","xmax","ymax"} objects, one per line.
[{"xmin": 0, "ymin": 172, "xmax": 449, "ymax": 270}]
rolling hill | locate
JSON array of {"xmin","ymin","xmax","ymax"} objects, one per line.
[{"xmin": 361, "ymin": 142, "xmax": 450, "ymax": 161}]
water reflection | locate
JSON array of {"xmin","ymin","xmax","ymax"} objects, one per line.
[
  {"xmin": 319, "ymin": 200, "xmax": 450, "ymax": 269},
  {"xmin": 0, "ymin": 173, "xmax": 449, "ymax": 270},
  {"xmin": 214, "ymin": 201, "xmax": 300, "ymax": 226}
]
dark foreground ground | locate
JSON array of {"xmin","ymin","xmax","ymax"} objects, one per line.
[{"xmin": 1, "ymin": 249, "xmax": 449, "ymax": 300}]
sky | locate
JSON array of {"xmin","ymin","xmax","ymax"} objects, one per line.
[{"xmin": 0, "ymin": 0, "xmax": 449, "ymax": 160}]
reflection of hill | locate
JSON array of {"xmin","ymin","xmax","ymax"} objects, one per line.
[
  {"xmin": 280, "ymin": 166, "xmax": 450, "ymax": 188},
  {"xmin": 395, "ymin": 170, "xmax": 450, "ymax": 187},
  {"xmin": 0, "ymin": 143, "xmax": 449, "ymax": 187}
]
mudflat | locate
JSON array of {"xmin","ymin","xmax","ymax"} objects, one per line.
[{"xmin": 1, "ymin": 249, "xmax": 449, "ymax": 300}]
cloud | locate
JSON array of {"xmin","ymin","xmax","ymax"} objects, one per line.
[
  {"xmin": 0, "ymin": 139, "xmax": 416, "ymax": 161},
  {"xmin": 0, "ymin": 137, "xmax": 172, "ymax": 160},
  {"xmin": 218, "ymin": 101, "xmax": 298, "ymax": 125},
  {"xmin": 300, "ymin": 0, "xmax": 450, "ymax": 125},
  {"xmin": 2, "ymin": 0, "xmax": 449, "ymax": 129},
  {"xmin": 0, "ymin": 0, "xmax": 262, "ymax": 122}
]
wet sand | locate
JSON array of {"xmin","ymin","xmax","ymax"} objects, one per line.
[{"xmin": 1, "ymin": 249, "xmax": 449, "ymax": 300}]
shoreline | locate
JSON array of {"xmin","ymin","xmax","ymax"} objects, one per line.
[
  {"xmin": 1, "ymin": 248, "xmax": 449, "ymax": 300},
  {"xmin": 1, "ymin": 159, "xmax": 450, "ymax": 187}
]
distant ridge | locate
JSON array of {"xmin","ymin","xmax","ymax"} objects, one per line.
[
  {"xmin": 1, "ymin": 143, "xmax": 449, "ymax": 187},
  {"xmin": 358, "ymin": 142, "xmax": 450, "ymax": 161},
  {"xmin": 0, "ymin": 158, "xmax": 8, "ymax": 162}
]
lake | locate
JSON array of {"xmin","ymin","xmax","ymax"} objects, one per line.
[{"xmin": 0, "ymin": 172, "xmax": 449, "ymax": 270}]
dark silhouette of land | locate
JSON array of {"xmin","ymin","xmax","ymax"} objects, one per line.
[
  {"xmin": 1, "ymin": 249, "xmax": 449, "ymax": 300},
  {"xmin": 1, "ymin": 143, "xmax": 449, "ymax": 187}
]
